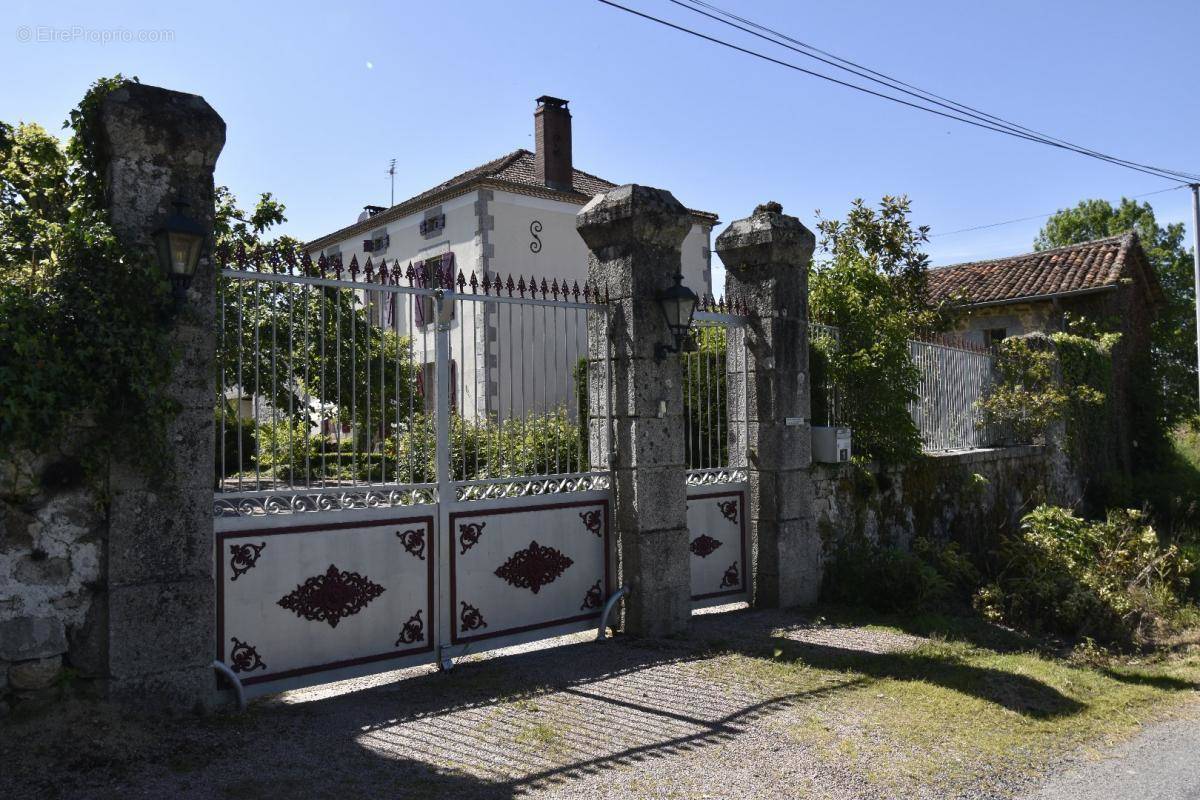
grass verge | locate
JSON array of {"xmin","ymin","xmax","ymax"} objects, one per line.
[{"xmin": 695, "ymin": 608, "xmax": 1200, "ymax": 796}]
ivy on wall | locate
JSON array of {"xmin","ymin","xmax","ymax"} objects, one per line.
[
  {"xmin": 977, "ymin": 330, "xmax": 1115, "ymax": 458},
  {"xmin": 0, "ymin": 76, "xmax": 175, "ymax": 472}
]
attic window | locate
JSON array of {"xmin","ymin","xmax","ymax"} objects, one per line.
[
  {"xmin": 363, "ymin": 228, "xmax": 389, "ymax": 253},
  {"xmin": 420, "ymin": 213, "xmax": 445, "ymax": 237}
]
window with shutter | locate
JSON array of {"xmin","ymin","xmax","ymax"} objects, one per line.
[{"xmin": 413, "ymin": 252, "xmax": 457, "ymax": 328}]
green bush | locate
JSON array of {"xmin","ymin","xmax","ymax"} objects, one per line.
[
  {"xmin": 214, "ymin": 411, "xmax": 256, "ymax": 481},
  {"xmin": 682, "ymin": 326, "xmax": 728, "ymax": 469},
  {"xmin": 975, "ymin": 505, "xmax": 1193, "ymax": 646},
  {"xmin": 1, "ymin": 77, "xmax": 176, "ymax": 468},
  {"xmin": 978, "ymin": 331, "xmax": 1114, "ymax": 447},
  {"xmin": 254, "ymin": 418, "xmax": 325, "ymax": 473},
  {"xmin": 822, "ymin": 536, "xmax": 952, "ymax": 613},
  {"xmin": 385, "ymin": 409, "xmax": 585, "ymax": 483}
]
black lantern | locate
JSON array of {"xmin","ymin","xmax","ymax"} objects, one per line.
[
  {"xmin": 154, "ymin": 198, "xmax": 206, "ymax": 302},
  {"xmin": 654, "ymin": 273, "xmax": 699, "ymax": 361}
]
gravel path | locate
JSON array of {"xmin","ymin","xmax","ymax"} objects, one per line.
[
  {"xmin": 1, "ymin": 604, "xmax": 1189, "ymax": 800},
  {"xmin": 1020, "ymin": 712, "xmax": 1200, "ymax": 800}
]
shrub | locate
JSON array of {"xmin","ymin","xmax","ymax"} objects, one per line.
[
  {"xmin": 214, "ymin": 411, "xmax": 256, "ymax": 481},
  {"xmin": 254, "ymin": 418, "xmax": 324, "ymax": 473},
  {"xmin": 385, "ymin": 409, "xmax": 585, "ymax": 483},
  {"xmin": 975, "ymin": 505, "xmax": 1193, "ymax": 646},
  {"xmin": 822, "ymin": 536, "xmax": 951, "ymax": 613},
  {"xmin": 977, "ymin": 331, "xmax": 1114, "ymax": 447}
]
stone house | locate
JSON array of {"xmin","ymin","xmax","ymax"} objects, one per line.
[
  {"xmin": 928, "ymin": 232, "xmax": 1162, "ymax": 475},
  {"xmin": 304, "ymin": 96, "xmax": 718, "ymax": 422}
]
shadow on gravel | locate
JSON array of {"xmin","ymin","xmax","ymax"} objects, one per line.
[
  {"xmin": 767, "ymin": 637, "xmax": 1085, "ymax": 719},
  {"xmin": 2, "ymin": 605, "xmax": 1077, "ymax": 799}
]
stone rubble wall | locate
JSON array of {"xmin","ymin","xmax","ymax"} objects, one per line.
[
  {"xmin": 810, "ymin": 445, "xmax": 1073, "ymax": 564},
  {"xmin": 0, "ymin": 442, "xmax": 107, "ymax": 712}
]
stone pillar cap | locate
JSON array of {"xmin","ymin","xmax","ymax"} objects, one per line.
[
  {"xmin": 576, "ymin": 184, "xmax": 692, "ymax": 251},
  {"xmin": 99, "ymin": 82, "xmax": 226, "ymax": 167},
  {"xmin": 716, "ymin": 201, "xmax": 815, "ymax": 270}
]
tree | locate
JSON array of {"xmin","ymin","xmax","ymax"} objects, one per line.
[
  {"xmin": 809, "ymin": 196, "xmax": 951, "ymax": 463},
  {"xmin": 1, "ymin": 77, "xmax": 176, "ymax": 462},
  {"xmin": 213, "ymin": 190, "xmax": 420, "ymax": 449},
  {"xmin": 1035, "ymin": 198, "xmax": 1196, "ymax": 428}
]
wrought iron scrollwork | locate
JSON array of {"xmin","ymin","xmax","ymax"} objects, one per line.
[
  {"xmin": 277, "ymin": 564, "xmax": 386, "ymax": 628},
  {"xmin": 720, "ymin": 561, "xmax": 740, "ymax": 589},
  {"xmin": 229, "ymin": 542, "xmax": 265, "ymax": 580},
  {"xmin": 494, "ymin": 540, "xmax": 574, "ymax": 594},
  {"xmin": 460, "ymin": 601, "xmax": 488, "ymax": 632},
  {"xmin": 689, "ymin": 534, "xmax": 723, "ymax": 558},
  {"xmin": 395, "ymin": 610, "xmax": 425, "ymax": 646},
  {"xmin": 459, "ymin": 521, "xmax": 486, "ymax": 554},
  {"xmin": 229, "ymin": 637, "xmax": 266, "ymax": 673},
  {"xmin": 580, "ymin": 580, "xmax": 603, "ymax": 611},
  {"xmin": 579, "ymin": 509, "xmax": 603, "ymax": 537},
  {"xmin": 396, "ymin": 528, "xmax": 426, "ymax": 560},
  {"xmin": 529, "ymin": 219, "xmax": 543, "ymax": 253}
]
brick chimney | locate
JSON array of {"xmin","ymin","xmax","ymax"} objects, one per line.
[{"xmin": 534, "ymin": 96, "xmax": 572, "ymax": 192}]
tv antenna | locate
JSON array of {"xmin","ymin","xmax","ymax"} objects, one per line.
[{"xmin": 387, "ymin": 158, "xmax": 397, "ymax": 206}]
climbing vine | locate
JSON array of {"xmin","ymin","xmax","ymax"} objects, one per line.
[
  {"xmin": 0, "ymin": 75, "xmax": 176, "ymax": 470},
  {"xmin": 977, "ymin": 329, "xmax": 1115, "ymax": 453}
]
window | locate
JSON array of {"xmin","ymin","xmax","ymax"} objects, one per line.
[
  {"xmin": 363, "ymin": 228, "xmax": 389, "ymax": 254},
  {"xmin": 420, "ymin": 213, "xmax": 446, "ymax": 238},
  {"xmin": 413, "ymin": 253, "xmax": 457, "ymax": 328},
  {"xmin": 415, "ymin": 360, "xmax": 457, "ymax": 413},
  {"xmin": 985, "ymin": 327, "xmax": 1007, "ymax": 345},
  {"xmin": 323, "ymin": 245, "xmax": 341, "ymax": 267}
]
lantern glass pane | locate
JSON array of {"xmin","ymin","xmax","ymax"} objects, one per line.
[{"xmin": 168, "ymin": 231, "xmax": 201, "ymax": 275}]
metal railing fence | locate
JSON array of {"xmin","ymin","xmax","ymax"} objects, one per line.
[{"xmin": 808, "ymin": 321, "xmax": 1002, "ymax": 452}]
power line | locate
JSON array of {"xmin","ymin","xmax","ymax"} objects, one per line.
[
  {"xmin": 930, "ymin": 183, "xmax": 1188, "ymax": 238},
  {"xmin": 595, "ymin": 0, "xmax": 1200, "ymax": 184},
  {"xmin": 670, "ymin": 0, "xmax": 1200, "ymax": 184}
]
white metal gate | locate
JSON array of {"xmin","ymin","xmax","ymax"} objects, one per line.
[
  {"xmin": 213, "ymin": 248, "xmax": 613, "ymax": 696},
  {"xmin": 685, "ymin": 306, "xmax": 750, "ymax": 607}
]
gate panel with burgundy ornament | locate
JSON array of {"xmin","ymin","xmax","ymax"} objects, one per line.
[{"xmin": 213, "ymin": 246, "xmax": 614, "ymax": 697}]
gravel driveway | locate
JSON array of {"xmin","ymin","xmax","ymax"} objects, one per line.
[{"xmin": 2, "ymin": 604, "xmax": 1194, "ymax": 800}]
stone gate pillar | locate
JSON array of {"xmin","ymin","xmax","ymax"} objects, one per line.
[
  {"xmin": 717, "ymin": 202, "xmax": 820, "ymax": 607},
  {"xmin": 97, "ymin": 83, "xmax": 225, "ymax": 708},
  {"xmin": 577, "ymin": 185, "xmax": 692, "ymax": 637}
]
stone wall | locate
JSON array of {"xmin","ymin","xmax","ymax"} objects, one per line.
[
  {"xmin": 811, "ymin": 445, "xmax": 1073, "ymax": 565},
  {"xmin": 0, "ymin": 441, "xmax": 106, "ymax": 712}
]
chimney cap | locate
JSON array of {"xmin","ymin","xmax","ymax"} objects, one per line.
[{"xmin": 536, "ymin": 95, "xmax": 570, "ymax": 109}]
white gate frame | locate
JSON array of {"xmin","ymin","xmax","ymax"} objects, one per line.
[{"xmin": 213, "ymin": 261, "xmax": 615, "ymax": 698}]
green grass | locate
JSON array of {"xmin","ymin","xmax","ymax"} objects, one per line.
[{"xmin": 694, "ymin": 611, "xmax": 1200, "ymax": 795}]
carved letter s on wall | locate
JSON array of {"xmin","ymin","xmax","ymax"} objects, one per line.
[{"xmin": 529, "ymin": 220, "xmax": 542, "ymax": 253}]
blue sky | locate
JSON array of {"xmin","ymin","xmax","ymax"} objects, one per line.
[{"xmin": 2, "ymin": 0, "xmax": 1197, "ymax": 288}]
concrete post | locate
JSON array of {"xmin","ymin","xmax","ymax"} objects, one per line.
[
  {"xmin": 96, "ymin": 83, "xmax": 225, "ymax": 709},
  {"xmin": 577, "ymin": 185, "xmax": 693, "ymax": 637},
  {"xmin": 717, "ymin": 202, "xmax": 820, "ymax": 607}
]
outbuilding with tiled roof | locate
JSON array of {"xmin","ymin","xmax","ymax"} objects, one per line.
[{"xmin": 930, "ymin": 232, "xmax": 1161, "ymax": 347}]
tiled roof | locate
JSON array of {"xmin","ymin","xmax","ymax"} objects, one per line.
[
  {"xmin": 306, "ymin": 148, "xmax": 717, "ymax": 249},
  {"xmin": 927, "ymin": 233, "xmax": 1147, "ymax": 306},
  {"xmin": 491, "ymin": 149, "xmax": 622, "ymax": 198}
]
